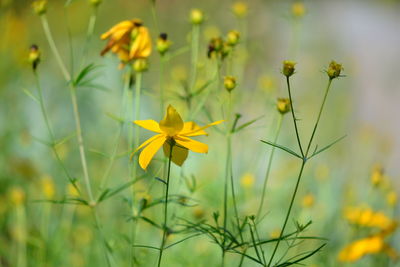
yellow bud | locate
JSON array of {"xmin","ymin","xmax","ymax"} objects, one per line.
[
  {"xmin": 32, "ymin": 0, "xmax": 47, "ymax": 15},
  {"xmin": 29, "ymin": 44, "xmax": 40, "ymax": 70},
  {"xmin": 157, "ymin": 33, "xmax": 171, "ymax": 55},
  {"xmin": 133, "ymin": 58, "xmax": 148, "ymax": 72},
  {"xmin": 292, "ymin": 2, "xmax": 306, "ymax": 18},
  {"xmin": 232, "ymin": 2, "xmax": 248, "ymax": 18},
  {"xmin": 9, "ymin": 187, "xmax": 25, "ymax": 206},
  {"xmin": 327, "ymin": 60, "xmax": 343, "ymax": 79},
  {"xmin": 89, "ymin": 0, "xmax": 102, "ymax": 7},
  {"xmin": 224, "ymin": 76, "xmax": 237, "ymax": 92},
  {"xmin": 190, "ymin": 9, "xmax": 204, "ymax": 25},
  {"xmin": 226, "ymin": 30, "xmax": 240, "ymax": 46},
  {"xmin": 282, "ymin": 60, "xmax": 296, "ymax": 77},
  {"xmin": 276, "ymin": 98, "xmax": 291, "ymax": 114}
]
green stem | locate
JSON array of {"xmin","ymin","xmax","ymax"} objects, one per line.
[
  {"xmin": 286, "ymin": 76, "xmax": 304, "ymax": 157},
  {"xmin": 304, "ymin": 79, "xmax": 332, "ymax": 156},
  {"xmin": 256, "ymin": 114, "xmax": 283, "ymax": 219},
  {"xmin": 157, "ymin": 142, "xmax": 174, "ymax": 267},
  {"xmin": 159, "ymin": 56, "xmax": 165, "ymax": 115},
  {"xmin": 80, "ymin": 6, "xmax": 98, "ymax": 68},
  {"xmin": 150, "ymin": 1, "xmax": 160, "ymax": 33},
  {"xmin": 189, "ymin": 24, "xmax": 200, "ymax": 93},
  {"xmin": 40, "ymin": 15, "xmax": 71, "ymax": 81},
  {"xmin": 16, "ymin": 205, "xmax": 27, "ymax": 267}
]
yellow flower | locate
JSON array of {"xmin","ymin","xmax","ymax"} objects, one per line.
[
  {"xmin": 101, "ymin": 19, "xmax": 152, "ymax": 67},
  {"xmin": 344, "ymin": 206, "xmax": 393, "ymax": 229},
  {"xmin": 232, "ymin": 2, "xmax": 248, "ymax": 18},
  {"xmin": 226, "ymin": 30, "xmax": 240, "ymax": 46},
  {"xmin": 327, "ymin": 60, "xmax": 343, "ymax": 79},
  {"xmin": 338, "ymin": 235, "xmax": 384, "ymax": 262},
  {"xmin": 282, "ymin": 60, "xmax": 296, "ymax": 77},
  {"xmin": 276, "ymin": 98, "xmax": 291, "ymax": 114},
  {"xmin": 240, "ymin": 173, "xmax": 255, "ymax": 188},
  {"xmin": 157, "ymin": 33, "xmax": 172, "ymax": 55},
  {"xmin": 133, "ymin": 105, "xmax": 223, "ymax": 170},
  {"xmin": 370, "ymin": 164, "xmax": 384, "ymax": 187},
  {"xmin": 41, "ymin": 175, "xmax": 55, "ymax": 199},
  {"xmin": 190, "ymin": 9, "xmax": 204, "ymax": 25},
  {"xmin": 32, "ymin": 0, "xmax": 47, "ymax": 15},
  {"xmin": 9, "ymin": 187, "xmax": 25, "ymax": 206},
  {"xmin": 292, "ymin": 2, "xmax": 306, "ymax": 18},
  {"xmin": 302, "ymin": 193, "xmax": 315, "ymax": 208},
  {"xmin": 224, "ymin": 76, "xmax": 237, "ymax": 92},
  {"xmin": 29, "ymin": 44, "xmax": 40, "ymax": 70},
  {"xmin": 387, "ymin": 191, "xmax": 397, "ymax": 207}
]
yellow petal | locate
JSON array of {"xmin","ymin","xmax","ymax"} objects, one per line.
[
  {"xmin": 129, "ymin": 26, "xmax": 152, "ymax": 59},
  {"xmin": 138, "ymin": 135, "xmax": 167, "ymax": 170},
  {"xmin": 163, "ymin": 142, "xmax": 188, "ymax": 166},
  {"xmin": 100, "ymin": 20, "xmax": 134, "ymax": 40},
  {"xmin": 159, "ymin": 105, "xmax": 184, "ymax": 136},
  {"xmin": 180, "ymin": 122, "xmax": 208, "ymax": 136},
  {"xmin": 181, "ymin": 120, "xmax": 224, "ymax": 137},
  {"xmin": 134, "ymin": 120, "xmax": 162, "ymax": 133},
  {"xmin": 130, "ymin": 134, "xmax": 163, "ymax": 161},
  {"xmin": 175, "ymin": 136, "xmax": 208, "ymax": 153}
]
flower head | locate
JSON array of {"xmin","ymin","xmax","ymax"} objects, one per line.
[
  {"xmin": 133, "ymin": 105, "xmax": 223, "ymax": 170},
  {"xmin": 32, "ymin": 0, "xmax": 47, "ymax": 15},
  {"xmin": 157, "ymin": 33, "xmax": 172, "ymax": 56},
  {"xmin": 29, "ymin": 44, "xmax": 40, "ymax": 70},
  {"xmin": 277, "ymin": 98, "xmax": 291, "ymax": 114},
  {"xmin": 292, "ymin": 2, "xmax": 306, "ymax": 18},
  {"xmin": 101, "ymin": 19, "xmax": 152, "ymax": 68},
  {"xmin": 224, "ymin": 76, "xmax": 237, "ymax": 92},
  {"xmin": 327, "ymin": 60, "xmax": 343, "ymax": 79},
  {"xmin": 282, "ymin": 60, "xmax": 296, "ymax": 77},
  {"xmin": 190, "ymin": 9, "xmax": 204, "ymax": 25},
  {"xmin": 226, "ymin": 30, "xmax": 240, "ymax": 46},
  {"xmin": 232, "ymin": 2, "xmax": 248, "ymax": 18}
]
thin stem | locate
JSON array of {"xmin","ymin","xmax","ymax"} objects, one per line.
[
  {"xmin": 304, "ymin": 79, "xmax": 332, "ymax": 156},
  {"xmin": 189, "ymin": 24, "xmax": 200, "ymax": 93},
  {"xmin": 159, "ymin": 56, "xmax": 165, "ymax": 115},
  {"xmin": 69, "ymin": 85, "xmax": 94, "ymax": 202},
  {"xmin": 256, "ymin": 114, "xmax": 283, "ymax": 219},
  {"xmin": 267, "ymin": 161, "xmax": 306, "ymax": 267},
  {"xmin": 40, "ymin": 15, "xmax": 71, "ymax": 81},
  {"xmin": 80, "ymin": 6, "xmax": 98, "ymax": 69},
  {"xmin": 157, "ymin": 142, "xmax": 174, "ymax": 267},
  {"xmin": 150, "ymin": 1, "xmax": 160, "ymax": 33},
  {"xmin": 33, "ymin": 71, "xmax": 76, "ymax": 187},
  {"xmin": 286, "ymin": 76, "xmax": 304, "ymax": 157}
]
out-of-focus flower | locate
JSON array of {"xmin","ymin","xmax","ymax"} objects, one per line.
[
  {"xmin": 282, "ymin": 60, "xmax": 296, "ymax": 77},
  {"xmin": 370, "ymin": 164, "xmax": 384, "ymax": 187},
  {"xmin": 133, "ymin": 105, "xmax": 223, "ymax": 170},
  {"xmin": 89, "ymin": 0, "xmax": 101, "ymax": 7},
  {"xmin": 193, "ymin": 207, "xmax": 205, "ymax": 219},
  {"xmin": 327, "ymin": 60, "xmax": 343, "ymax": 79},
  {"xmin": 29, "ymin": 44, "xmax": 40, "ymax": 70},
  {"xmin": 9, "ymin": 187, "xmax": 25, "ymax": 206},
  {"xmin": 387, "ymin": 191, "xmax": 397, "ymax": 207},
  {"xmin": 344, "ymin": 206, "xmax": 393, "ymax": 230},
  {"xmin": 32, "ymin": 0, "xmax": 47, "ymax": 15},
  {"xmin": 276, "ymin": 98, "xmax": 291, "ymax": 114},
  {"xmin": 133, "ymin": 58, "xmax": 148, "ymax": 72},
  {"xmin": 157, "ymin": 33, "xmax": 172, "ymax": 56},
  {"xmin": 41, "ymin": 175, "xmax": 55, "ymax": 199},
  {"xmin": 190, "ymin": 9, "xmax": 204, "ymax": 25},
  {"xmin": 101, "ymin": 19, "xmax": 152, "ymax": 68},
  {"xmin": 302, "ymin": 193, "xmax": 315, "ymax": 208},
  {"xmin": 232, "ymin": 2, "xmax": 248, "ymax": 18},
  {"xmin": 207, "ymin": 37, "xmax": 231, "ymax": 60},
  {"xmin": 292, "ymin": 2, "xmax": 306, "ymax": 18},
  {"xmin": 224, "ymin": 76, "xmax": 237, "ymax": 92},
  {"xmin": 240, "ymin": 173, "xmax": 255, "ymax": 188},
  {"xmin": 226, "ymin": 30, "xmax": 240, "ymax": 46}
]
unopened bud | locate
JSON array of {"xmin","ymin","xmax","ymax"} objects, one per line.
[
  {"xmin": 29, "ymin": 44, "xmax": 41, "ymax": 70},
  {"xmin": 327, "ymin": 60, "xmax": 343, "ymax": 79},
  {"xmin": 190, "ymin": 9, "xmax": 204, "ymax": 25},
  {"xmin": 282, "ymin": 60, "xmax": 296, "ymax": 77},
  {"xmin": 157, "ymin": 33, "xmax": 171, "ymax": 56},
  {"xmin": 89, "ymin": 0, "xmax": 102, "ymax": 7},
  {"xmin": 276, "ymin": 98, "xmax": 291, "ymax": 114},
  {"xmin": 224, "ymin": 76, "xmax": 237, "ymax": 92},
  {"xmin": 32, "ymin": 0, "xmax": 47, "ymax": 15},
  {"xmin": 226, "ymin": 30, "xmax": 240, "ymax": 46},
  {"xmin": 133, "ymin": 58, "xmax": 148, "ymax": 72}
]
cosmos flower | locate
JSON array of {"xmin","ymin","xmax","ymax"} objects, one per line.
[{"xmin": 133, "ymin": 105, "xmax": 223, "ymax": 170}]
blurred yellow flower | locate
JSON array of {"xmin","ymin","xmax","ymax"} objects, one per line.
[
  {"xmin": 133, "ymin": 105, "xmax": 223, "ymax": 170},
  {"xmin": 157, "ymin": 33, "xmax": 172, "ymax": 55},
  {"xmin": 9, "ymin": 187, "xmax": 25, "ymax": 206},
  {"xmin": 41, "ymin": 175, "xmax": 55, "ymax": 199},
  {"xmin": 387, "ymin": 191, "xmax": 397, "ymax": 207},
  {"xmin": 338, "ymin": 235, "xmax": 384, "ymax": 262},
  {"xmin": 32, "ymin": 0, "xmax": 47, "ymax": 15},
  {"xmin": 344, "ymin": 207, "xmax": 393, "ymax": 229},
  {"xmin": 302, "ymin": 193, "xmax": 315, "ymax": 208},
  {"xmin": 240, "ymin": 173, "xmax": 255, "ymax": 188},
  {"xmin": 370, "ymin": 164, "xmax": 384, "ymax": 187},
  {"xmin": 292, "ymin": 2, "xmax": 306, "ymax": 18},
  {"xmin": 282, "ymin": 60, "xmax": 296, "ymax": 77},
  {"xmin": 327, "ymin": 60, "xmax": 343, "ymax": 79},
  {"xmin": 276, "ymin": 98, "xmax": 291, "ymax": 114},
  {"xmin": 232, "ymin": 2, "xmax": 248, "ymax": 18},
  {"xmin": 190, "ymin": 9, "xmax": 204, "ymax": 25},
  {"xmin": 224, "ymin": 76, "xmax": 237, "ymax": 92},
  {"xmin": 101, "ymin": 19, "xmax": 151, "ymax": 68}
]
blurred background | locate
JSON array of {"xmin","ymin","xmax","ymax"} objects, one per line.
[{"xmin": 0, "ymin": 0, "xmax": 399, "ymax": 266}]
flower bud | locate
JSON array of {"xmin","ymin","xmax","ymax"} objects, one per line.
[
  {"xmin": 276, "ymin": 98, "xmax": 291, "ymax": 114},
  {"xmin": 224, "ymin": 76, "xmax": 237, "ymax": 92},
  {"xmin": 327, "ymin": 60, "xmax": 343, "ymax": 80},
  {"xmin": 29, "ymin": 44, "xmax": 41, "ymax": 70},
  {"xmin": 157, "ymin": 33, "xmax": 171, "ymax": 56},
  {"xmin": 32, "ymin": 0, "xmax": 47, "ymax": 15},
  {"xmin": 282, "ymin": 60, "xmax": 296, "ymax": 77},
  {"xmin": 190, "ymin": 9, "xmax": 204, "ymax": 25},
  {"xmin": 226, "ymin": 30, "xmax": 240, "ymax": 46},
  {"xmin": 89, "ymin": 0, "xmax": 102, "ymax": 7},
  {"xmin": 232, "ymin": 2, "xmax": 248, "ymax": 18},
  {"xmin": 292, "ymin": 2, "xmax": 306, "ymax": 18},
  {"xmin": 133, "ymin": 58, "xmax": 148, "ymax": 72}
]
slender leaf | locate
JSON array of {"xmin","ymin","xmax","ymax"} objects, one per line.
[{"xmin": 260, "ymin": 140, "xmax": 302, "ymax": 159}]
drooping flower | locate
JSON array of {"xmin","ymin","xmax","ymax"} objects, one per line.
[
  {"xmin": 100, "ymin": 19, "xmax": 151, "ymax": 68},
  {"xmin": 133, "ymin": 105, "xmax": 223, "ymax": 170}
]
